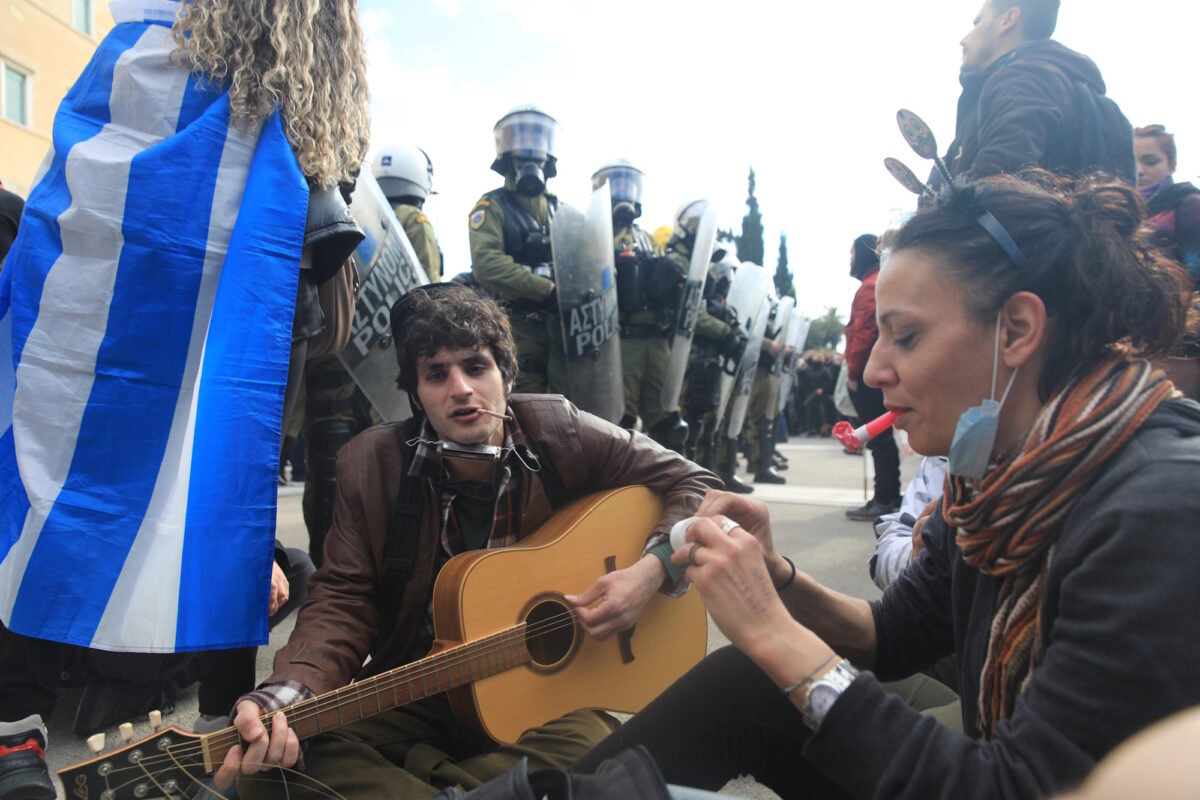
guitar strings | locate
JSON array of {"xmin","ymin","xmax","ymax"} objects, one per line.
[{"xmin": 86, "ymin": 606, "xmax": 586, "ymax": 784}]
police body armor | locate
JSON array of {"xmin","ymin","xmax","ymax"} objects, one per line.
[
  {"xmin": 338, "ymin": 170, "xmax": 430, "ymax": 421},
  {"xmin": 615, "ymin": 226, "xmax": 669, "ymax": 325},
  {"xmin": 485, "ymin": 187, "xmax": 558, "ymax": 315}
]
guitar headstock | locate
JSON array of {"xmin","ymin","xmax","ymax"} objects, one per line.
[{"xmin": 57, "ymin": 725, "xmax": 210, "ymax": 800}]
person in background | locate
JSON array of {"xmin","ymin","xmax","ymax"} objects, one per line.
[
  {"xmin": 843, "ymin": 234, "xmax": 901, "ymax": 520},
  {"xmin": 0, "ymin": 183, "xmax": 22, "ymax": 264},
  {"xmin": 1135, "ymin": 124, "xmax": 1200, "ymax": 281}
]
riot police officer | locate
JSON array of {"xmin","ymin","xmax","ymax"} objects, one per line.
[
  {"xmin": 298, "ymin": 145, "xmax": 445, "ymax": 566},
  {"xmin": 682, "ymin": 247, "xmax": 746, "ymax": 475},
  {"xmin": 469, "ymin": 106, "xmax": 565, "ymax": 394},
  {"xmin": 594, "ymin": 161, "xmax": 687, "ymax": 451},
  {"xmin": 743, "ymin": 291, "xmax": 792, "ymax": 484},
  {"xmin": 372, "ymin": 143, "xmax": 442, "ymax": 281}
]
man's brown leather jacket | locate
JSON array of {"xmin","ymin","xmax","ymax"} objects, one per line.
[{"xmin": 268, "ymin": 393, "xmax": 721, "ymax": 694}]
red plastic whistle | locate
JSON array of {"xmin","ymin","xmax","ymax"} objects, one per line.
[{"xmin": 833, "ymin": 409, "xmax": 902, "ymax": 452}]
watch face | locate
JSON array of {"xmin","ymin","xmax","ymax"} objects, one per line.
[{"xmin": 811, "ymin": 683, "xmax": 842, "ymax": 718}]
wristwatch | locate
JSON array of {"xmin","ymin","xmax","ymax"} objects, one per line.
[{"xmin": 801, "ymin": 659, "xmax": 860, "ymax": 730}]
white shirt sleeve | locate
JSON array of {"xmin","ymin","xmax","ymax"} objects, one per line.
[{"xmin": 868, "ymin": 456, "xmax": 948, "ymax": 590}]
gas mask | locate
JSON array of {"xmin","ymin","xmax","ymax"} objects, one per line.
[
  {"xmin": 612, "ymin": 201, "xmax": 639, "ymax": 230},
  {"xmin": 513, "ymin": 157, "xmax": 547, "ymax": 196}
]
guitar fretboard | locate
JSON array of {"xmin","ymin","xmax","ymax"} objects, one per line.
[{"xmin": 203, "ymin": 623, "xmax": 530, "ymax": 769}]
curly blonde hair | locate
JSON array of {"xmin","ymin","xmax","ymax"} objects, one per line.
[{"xmin": 170, "ymin": 0, "xmax": 370, "ymax": 187}]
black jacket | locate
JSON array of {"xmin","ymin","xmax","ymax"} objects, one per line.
[
  {"xmin": 807, "ymin": 398, "xmax": 1200, "ymax": 799},
  {"xmin": 946, "ymin": 40, "xmax": 1107, "ymax": 181}
]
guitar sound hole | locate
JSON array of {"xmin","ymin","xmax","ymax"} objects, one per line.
[{"xmin": 522, "ymin": 595, "xmax": 579, "ymax": 673}]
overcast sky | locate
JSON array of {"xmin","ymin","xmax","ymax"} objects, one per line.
[{"xmin": 358, "ymin": 0, "xmax": 1200, "ymax": 323}]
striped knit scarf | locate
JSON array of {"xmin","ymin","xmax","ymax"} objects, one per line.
[{"xmin": 942, "ymin": 357, "xmax": 1174, "ymax": 739}]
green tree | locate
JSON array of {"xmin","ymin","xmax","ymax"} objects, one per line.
[
  {"xmin": 804, "ymin": 306, "xmax": 845, "ymax": 351},
  {"xmin": 774, "ymin": 232, "xmax": 795, "ymax": 299},
  {"xmin": 736, "ymin": 167, "xmax": 765, "ymax": 266}
]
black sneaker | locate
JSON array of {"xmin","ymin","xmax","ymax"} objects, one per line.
[
  {"xmin": 0, "ymin": 716, "xmax": 54, "ymax": 800},
  {"xmin": 845, "ymin": 498, "xmax": 901, "ymax": 521}
]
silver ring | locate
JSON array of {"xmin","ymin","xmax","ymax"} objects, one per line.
[
  {"xmin": 687, "ymin": 542, "xmax": 701, "ymax": 567},
  {"xmin": 720, "ymin": 518, "xmax": 739, "ymax": 535}
]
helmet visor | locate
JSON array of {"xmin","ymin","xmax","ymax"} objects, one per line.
[
  {"xmin": 494, "ymin": 111, "xmax": 559, "ymax": 161},
  {"xmin": 592, "ymin": 166, "xmax": 644, "ymax": 206}
]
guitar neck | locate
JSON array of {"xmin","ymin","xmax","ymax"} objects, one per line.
[{"xmin": 203, "ymin": 623, "xmax": 530, "ymax": 768}]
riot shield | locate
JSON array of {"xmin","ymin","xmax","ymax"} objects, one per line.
[
  {"xmin": 660, "ymin": 205, "xmax": 718, "ymax": 410},
  {"xmin": 337, "ymin": 170, "xmax": 430, "ymax": 421},
  {"xmin": 714, "ymin": 262, "xmax": 771, "ymax": 427},
  {"xmin": 726, "ymin": 294, "xmax": 772, "ymax": 437},
  {"xmin": 552, "ymin": 183, "xmax": 623, "ymax": 423},
  {"xmin": 778, "ymin": 303, "xmax": 811, "ymax": 416},
  {"xmin": 769, "ymin": 297, "xmax": 795, "ymax": 375}
]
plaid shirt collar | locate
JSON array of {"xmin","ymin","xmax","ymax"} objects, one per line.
[{"xmin": 406, "ymin": 411, "xmax": 540, "ymax": 554}]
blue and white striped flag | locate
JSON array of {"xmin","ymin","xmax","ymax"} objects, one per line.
[{"xmin": 0, "ymin": 1, "xmax": 308, "ymax": 652}]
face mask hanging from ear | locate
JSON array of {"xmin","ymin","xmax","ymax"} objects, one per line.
[{"xmin": 948, "ymin": 312, "xmax": 1019, "ymax": 479}]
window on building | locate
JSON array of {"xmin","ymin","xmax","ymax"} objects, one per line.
[
  {"xmin": 3, "ymin": 65, "xmax": 29, "ymax": 126},
  {"xmin": 73, "ymin": 0, "xmax": 92, "ymax": 35}
]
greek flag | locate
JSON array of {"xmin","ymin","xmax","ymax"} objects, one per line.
[{"xmin": 0, "ymin": 2, "xmax": 308, "ymax": 652}]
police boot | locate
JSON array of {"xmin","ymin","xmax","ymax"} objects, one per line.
[
  {"xmin": 755, "ymin": 425, "xmax": 786, "ymax": 484},
  {"xmin": 772, "ymin": 450, "xmax": 790, "ymax": 471},
  {"xmin": 649, "ymin": 413, "xmax": 688, "ymax": 456},
  {"xmin": 303, "ymin": 418, "xmax": 358, "ymax": 568},
  {"xmin": 717, "ymin": 437, "xmax": 753, "ymax": 494}
]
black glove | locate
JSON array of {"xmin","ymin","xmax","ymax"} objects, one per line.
[
  {"xmin": 722, "ymin": 329, "xmax": 748, "ymax": 361},
  {"xmin": 542, "ymin": 285, "xmax": 558, "ymax": 310}
]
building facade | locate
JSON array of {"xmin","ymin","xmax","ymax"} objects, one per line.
[{"xmin": 1, "ymin": 0, "xmax": 114, "ymax": 197}]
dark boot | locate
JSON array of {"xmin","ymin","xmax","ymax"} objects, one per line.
[
  {"xmin": 754, "ymin": 423, "xmax": 786, "ymax": 484},
  {"xmin": 717, "ymin": 437, "xmax": 754, "ymax": 494}
]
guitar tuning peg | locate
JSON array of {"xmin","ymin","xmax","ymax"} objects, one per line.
[
  {"xmin": 148, "ymin": 710, "xmax": 162, "ymax": 730},
  {"xmin": 86, "ymin": 732, "xmax": 106, "ymax": 754},
  {"xmin": 119, "ymin": 722, "xmax": 134, "ymax": 742}
]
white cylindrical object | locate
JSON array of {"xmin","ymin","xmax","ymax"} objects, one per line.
[{"xmin": 669, "ymin": 516, "xmax": 699, "ymax": 551}]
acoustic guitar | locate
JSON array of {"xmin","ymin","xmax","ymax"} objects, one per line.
[{"xmin": 57, "ymin": 485, "xmax": 707, "ymax": 799}]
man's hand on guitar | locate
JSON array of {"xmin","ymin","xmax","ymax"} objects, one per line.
[
  {"xmin": 566, "ymin": 554, "xmax": 664, "ymax": 641},
  {"xmin": 213, "ymin": 702, "xmax": 300, "ymax": 789}
]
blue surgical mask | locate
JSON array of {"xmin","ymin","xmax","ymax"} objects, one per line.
[{"xmin": 948, "ymin": 314, "xmax": 1018, "ymax": 479}]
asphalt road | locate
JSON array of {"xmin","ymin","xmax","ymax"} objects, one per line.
[{"xmin": 44, "ymin": 435, "xmax": 919, "ymax": 799}]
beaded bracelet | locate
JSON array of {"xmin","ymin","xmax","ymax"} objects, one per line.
[
  {"xmin": 782, "ymin": 652, "xmax": 839, "ymax": 698},
  {"xmin": 774, "ymin": 554, "xmax": 797, "ymax": 590}
]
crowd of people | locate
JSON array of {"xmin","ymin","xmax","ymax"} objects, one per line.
[{"xmin": 2, "ymin": 0, "xmax": 1200, "ymax": 799}]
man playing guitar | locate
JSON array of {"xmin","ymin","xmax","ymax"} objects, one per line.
[{"xmin": 216, "ymin": 283, "xmax": 720, "ymax": 797}]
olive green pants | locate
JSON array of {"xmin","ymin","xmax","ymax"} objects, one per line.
[
  {"xmin": 620, "ymin": 335, "xmax": 673, "ymax": 430},
  {"xmin": 511, "ymin": 312, "xmax": 568, "ymax": 397},
  {"xmin": 742, "ymin": 368, "xmax": 778, "ymax": 465},
  {"xmin": 238, "ymin": 696, "xmax": 618, "ymax": 800}
]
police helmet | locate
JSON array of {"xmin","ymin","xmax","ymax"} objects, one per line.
[
  {"xmin": 710, "ymin": 246, "xmax": 739, "ymax": 283},
  {"xmin": 491, "ymin": 106, "xmax": 560, "ymax": 178},
  {"xmin": 669, "ymin": 199, "xmax": 711, "ymax": 250},
  {"xmin": 372, "ymin": 144, "xmax": 435, "ymax": 202},
  {"xmin": 591, "ymin": 160, "xmax": 645, "ymax": 207}
]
